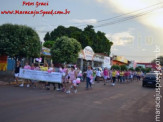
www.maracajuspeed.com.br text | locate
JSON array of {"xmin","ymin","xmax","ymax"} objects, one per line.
[{"xmin": 1, "ymin": 9, "xmax": 70, "ymax": 17}]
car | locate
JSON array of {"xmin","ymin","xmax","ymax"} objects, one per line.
[{"xmin": 142, "ymin": 73, "xmax": 157, "ymax": 87}]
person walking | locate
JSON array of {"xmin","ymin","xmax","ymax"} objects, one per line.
[
  {"xmin": 96, "ymin": 68, "xmax": 101, "ymax": 83},
  {"xmin": 86, "ymin": 66, "xmax": 93, "ymax": 89},
  {"xmin": 120, "ymin": 70, "xmax": 124, "ymax": 83},
  {"xmin": 69, "ymin": 66, "xmax": 77, "ymax": 93},
  {"xmin": 111, "ymin": 69, "xmax": 117, "ymax": 86},
  {"xmin": 103, "ymin": 67, "xmax": 108, "ymax": 85}
]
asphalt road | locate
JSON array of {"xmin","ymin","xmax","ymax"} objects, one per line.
[{"xmin": 0, "ymin": 79, "xmax": 162, "ymax": 122}]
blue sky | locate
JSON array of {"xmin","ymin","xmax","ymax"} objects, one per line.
[{"xmin": 0, "ymin": 0, "xmax": 163, "ymax": 62}]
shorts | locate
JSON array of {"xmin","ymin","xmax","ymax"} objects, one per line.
[
  {"xmin": 104, "ymin": 76, "xmax": 108, "ymax": 80},
  {"xmin": 73, "ymin": 80, "xmax": 77, "ymax": 86},
  {"xmin": 66, "ymin": 80, "xmax": 71, "ymax": 84},
  {"xmin": 15, "ymin": 73, "xmax": 19, "ymax": 77}
]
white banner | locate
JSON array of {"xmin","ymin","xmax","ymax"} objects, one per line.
[
  {"xmin": 83, "ymin": 46, "xmax": 94, "ymax": 61},
  {"xmin": 19, "ymin": 68, "xmax": 62, "ymax": 83},
  {"xmin": 103, "ymin": 56, "xmax": 111, "ymax": 69}
]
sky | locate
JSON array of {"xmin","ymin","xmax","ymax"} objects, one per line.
[{"xmin": 0, "ymin": 0, "xmax": 163, "ymax": 62}]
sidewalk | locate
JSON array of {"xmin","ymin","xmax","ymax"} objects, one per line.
[
  {"xmin": 0, "ymin": 81, "xmax": 9, "ymax": 86},
  {"xmin": 0, "ymin": 71, "xmax": 14, "ymax": 82}
]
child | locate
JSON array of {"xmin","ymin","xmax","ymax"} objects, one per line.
[{"xmin": 65, "ymin": 76, "xmax": 71, "ymax": 94}]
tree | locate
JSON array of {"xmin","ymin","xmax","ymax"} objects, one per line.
[
  {"xmin": 145, "ymin": 68, "xmax": 151, "ymax": 73},
  {"xmin": 44, "ymin": 32, "xmax": 51, "ymax": 41},
  {"xmin": 129, "ymin": 67, "xmax": 134, "ymax": 71},
  {"xmin": 50, "ymin": 36, "xmax": 81, "ymax": 64},
  {"xmin": 111, "ymin": 65, "xmax": 120, "ymax": 70},
  {"xmin": 141, "ymin": 67, "xmax": 146, "ymax": 73},
  {"xmin": 43, "ymin": 41, "xmax": 54, "ymax": 48},
  {"xmin": 50, "ymin": 26, "xmax": 68, "ymax": 41},
  {"xmin": 0, "ymin": 24, "xmax": 41, "ymax": 60},
  {"xmin": 135, "ymin": 67, "xmax": 141, "ymax": 72},
  {"xmin": 151, "ymin": 56, "xmax": 163, "ymax": 66},
  {"xmin": 120, "ymin": 65, "xmax": 128, "ymax": 71},
  {"xmin": 44, "ymin": 25, "xmax": 113, "ymax": 56}
]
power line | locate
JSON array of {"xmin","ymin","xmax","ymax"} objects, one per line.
[
  {"xmin": 94, "ymin": 6, "xmax": 161, "ymax": 28},
  {"xmin": 36, "ymin": 2, "xmax": 163, "ymax": 32},
  {"xmin": 98, "ymin": 2, "xmax": 162, "ymax": 22},
  {"xmin": 76, "ymin": 2, "xmax": 163, "ymax": 28}
]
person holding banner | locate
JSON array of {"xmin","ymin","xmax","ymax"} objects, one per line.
[
  {"xmin": 30, "ymin": 63, "xmax": 35, "ymax": 70},
  {"xmin": 24, "ymin": 62, "xmax": 31, "ymax": 70},
  {"xmin": 14, "ymin": 61, "xmax": 21, "ymax": 86},
  {"xmin": 48, "ymin": 63, "xmax": 55, "ymax": 73},
  {"xmin": 34, "ymin": 63, "xmax": 40, "ymax": 71},
  {"xmin": 32, "ymin": 63, "xmax": 40, "ymax": 88},
  {"xmin": 57, "ymin": 66, "xmax": 65, "ymax": 91},
  {"xmin": 21, "ymin": 62, "xmax": 31, "ymax": 87},
  {"xmin": 45, "ymin": 63, "xmax": 55, "ymax": 90},
  {"xmin": 27, "ymin": 63, "xmax": 35, "ymax": 87},
  {"xmin": 39, "ymin": 63, "xmax": 49, "ymax": 89},
  {"xmin": 40, "ymin": 63, "xmax": 48, "ymax": 71}
]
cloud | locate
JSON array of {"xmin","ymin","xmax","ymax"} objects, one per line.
[
  {"xmin": 95, "ymin": 0, "xmax": 163, "ymax": 29},
  {"xmin": 71, "ymin": 19, "xmax": 97, "ymax": 24},
  {"xmin": 106, "ymin": 31, "xmax": 134, "ymax": 46}
]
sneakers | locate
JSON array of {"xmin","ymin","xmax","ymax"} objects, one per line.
[
  {"xmin": 74, "ymin": 90, "xmax": 77, "ymax": 94},
  {"xmin": 62, "ymin": 88, "xmax": 65, "ymax": 92},
  {"xmin": 66, "ymin": 90, "xmax": 71, "ymax": 94},
  {"xmin": 112, "ymin": 83, "xmax": 115, "ymax": 86},
  {"xmin": 56, "ymin": 88, "xmax": 61, "ymax": 91},
  {"xmin": 27, "ymin": 84, "xmax": 30, "ymax": 88},
  {"xmin": 19, "ymin": 84, "xmax": 24, "ymax": 87}
]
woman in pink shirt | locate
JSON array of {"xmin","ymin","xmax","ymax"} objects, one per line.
[
  {"xmin": 30, "ymin": 63, "xmax": 35, "ymax": 70},
  {"xmin": 103, "ymin": 67, "xmax": 109, "ymax": 85},
  {"xmin": 22, "ymin": 62, "xmax": 31, "ymax": 87},
  {"xmin": 24, "ymin": 62, "xmax": 31, "ymax": 69},
  {"xmin": 67, "ymin": 66, "xmax": 77, "ymax": 94}
]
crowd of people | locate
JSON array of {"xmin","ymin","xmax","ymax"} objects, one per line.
[
  {"xmin": 14, "ymin": 61, "xmax": 145, "ymax": 94},
  {"xmin": 14, "ymin": 61, "xmax": 83, "ymax": 94}
]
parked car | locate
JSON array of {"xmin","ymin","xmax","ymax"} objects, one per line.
[{"xmin": 142, "ymin": 73, "xmax": 157, "ymax": 87}]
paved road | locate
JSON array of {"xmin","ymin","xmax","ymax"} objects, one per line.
[{"xmin": 0, "ymin": 79, "xmax": 162, "ymax": 122}]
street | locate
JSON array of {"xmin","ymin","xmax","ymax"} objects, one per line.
[{"xmin": 0, "ymin": 79, "xmax": 162, "ymax": 122}]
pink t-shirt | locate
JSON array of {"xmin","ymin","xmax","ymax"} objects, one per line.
[
  {"xmin": 103, "ymin": 69, "xmax": 108, "ymax": 76},
  {"xmin": 69, "ymin": 70, "xmax": 76, "ymax": 81},
  {"xmin": 24, "ymin": 65, "xmax": 31, "ymax": 69},
  {"xmin": 31, "ymin": 67, "xmax": 35, "ymax": 70},
  {"xmin": 34, "ymin": 67, "xmax": 40, "ymax": 71}
]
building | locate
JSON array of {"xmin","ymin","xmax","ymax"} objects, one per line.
[
  {"xmin": 112, "ymin": 55, "xmax": 128, "ymax": 66},
  {"xmin": 128, "ymin": 60, "xmax": 137, "ymax": 69},
  {"xmin": 136, "ymin": 62, "xmax": 157, "ymax": 70},
  {"xmin": 77, "ymin": 46, "xmax": 111, "ymax": 71}
]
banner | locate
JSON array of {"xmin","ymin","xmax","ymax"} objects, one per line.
[
  {"xmin": 83, "ymin": 46, "xmax": 94, "ymax": 61},
  {"xmin": 19, "ymin": 68, "xmax": 62, "ymax": 83},
  {"xmin": 42, "ymin": 47, "xmax": 51, "ymax": 56},
  {"xmin": 103, "ymin": 56, "xmax": 111, "ymax": 68}
]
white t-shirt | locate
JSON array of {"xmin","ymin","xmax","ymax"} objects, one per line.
[{"xmin": 96, "ymin": 71, "xmax": 101, "ymax": 77}]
